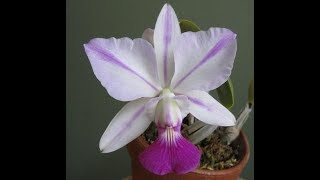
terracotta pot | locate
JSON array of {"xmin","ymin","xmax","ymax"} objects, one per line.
[{"xmin": 127, "ymin": 131, "xmax": 249, "ymax": 180}]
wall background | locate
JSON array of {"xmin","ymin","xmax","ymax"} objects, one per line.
[{"xmin": 66, "ymin": 0, "xmax": 254, "ymax": 179}]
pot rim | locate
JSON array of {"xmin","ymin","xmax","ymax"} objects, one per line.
[{"xmin": 135, "ymin": 131, "xmax": 250, "ymax": 176}]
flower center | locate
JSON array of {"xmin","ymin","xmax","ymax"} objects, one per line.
[
  {"xmin": 159, "ymin": 88, "xmax": 175, "ymax": 98},
  {"xmin": 155, "ymin": 88, "xmax": 181, "ymax": 128},
  {"xmin": 163, "ymin": 126, "xmax": 179, "ymax": 145}
]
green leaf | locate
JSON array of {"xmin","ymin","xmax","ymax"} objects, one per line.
[
  {"xmin": 216, "ymin": 79, "xmax": 234, "ymax": 109},
  {"xmin": 179, "ymin": 20, "xmax": 200, "ymax": 33},
  {"xmin": 248, "ymin": 80, "xmax": 254, "ymax": 107}
]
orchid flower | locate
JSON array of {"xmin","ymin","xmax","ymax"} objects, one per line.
[{"xmin": 84, "ymin": 3, "xmax": 237, "ymax": 175}]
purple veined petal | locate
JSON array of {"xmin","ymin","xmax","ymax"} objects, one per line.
[
  {"xmin": 142, "ymin": 28, "xmax": 154, "ymax": 46},
  {"xmin": 99, "ymin": 98, "xmax": 154, "ymax": 153},
  {"xmin": 84, "ymin": 37, "xmax": 161, "ymax": 102},
  {"xmin": 184, "ymin": 90, "xmax": 235, "ymax": 126},
  {"xmin": 154, "ymin": 3, "xmax": 181, "ymax": 87},
  {"xmin": 139, "ymin": 97, "xmax": 200, "ymax": 175},
  {"xmin": 170, "ymin": 28, "xmax": 237, "ymax": 93},
  {"xmin": 139, "ymin": 127, "xmax": 201, "ymax": 175}
]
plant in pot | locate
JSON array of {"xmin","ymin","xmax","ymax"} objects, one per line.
[{"xmin": 84, "ymin": 3, "xmax": 253, "ymax": 180}]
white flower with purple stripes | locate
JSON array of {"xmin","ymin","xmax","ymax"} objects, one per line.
[{"xmin": 84, "ymin": 3, "xmax": 237, "ymax": 175}]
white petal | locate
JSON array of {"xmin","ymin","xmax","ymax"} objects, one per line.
[
  {"xmin": 154, "ymin": 4, "xmax": 181, "ymax": 87},
  {"xmin": 171, "ymin": 28, "xmax": 237, "ymax": 93},
  {"xmin": 99, "ymin": 98, "xmax": 153, "ymax": 153},
  {"xmin": 84, "ymin": 37, "xmax": 161, "ymax": 101},
  {"xmin": 173, "ymin": 95, "xmax": 190, "ymax": 119},
  {"xmin": 184, "ymin": 90, "xmax": 235, "ymax": 126},
  {"xmin": 142, "ymin": 28, "xmax": 154, "ymax": 46},
  {"xmin": 145, "ymin": 97, "xmax": 161, "ymax": 120}
]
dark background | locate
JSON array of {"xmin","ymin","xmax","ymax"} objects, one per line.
[{"xmin": 66, "ymin": 0, "xmax": 254, "ymax": 179}]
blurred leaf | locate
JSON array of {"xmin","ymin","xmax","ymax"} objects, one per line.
[
  {"xmin": 179, "ymin": 20, "xmax": 200, "ymax": 33},
  {"xmin": 216, "ymin": 79, "xmax": 234, "ymax": 109},
  {"xmin": 188, "ymin": 125, "xmax": 218, "ymax": 144},
  {"xmin": 248, "ymin": 80, "xmax": 254, "ymax": 107},
  {"xmin": 185, "ymin": 120, "xmax": 206, "ymax": 134}
]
